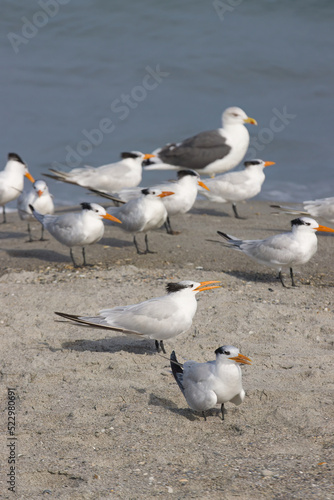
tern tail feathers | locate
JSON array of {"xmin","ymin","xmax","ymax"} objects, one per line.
[
  {"xmin": 217, "ymin": 230, "xmax": 243, "ymax": 248},
  {"xmin": 54, "ymin": 311, "xmax": 145, "ymax": 336},
  {"xmin": 170, "ymin": 351, "xmax": 185, "ymax": 393},
  {"xmin": 85, "ymin": 188, "xmax": 126, "ymax": 203},
  {"xmin": 43, "ymin": 170, "xmax": 79, "ymax": 185}
]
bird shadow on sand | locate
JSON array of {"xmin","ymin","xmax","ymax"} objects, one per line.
[
  {"xmin": 191, "ymin": 206, "xmax": 230, "ymax": 218},
  {"xmin": 4, "ymin": 248, "xmax": 71, "ymax": 264},
  {"xmin": 99, "ymin": 237, "xmax": 133, "ymax": 248},
  {"xmin": 223, "ymin": 269, "xmax": 279, "ymax": 285},
  {"xmin": 148, "ymin": 393, "xmax": 199, "ymax": 421},
  {"xmin": 0, "ymin": 230, "xmax": 27, "ymax": 239},
  {"xmin": 61, "ymin": 335, "xmax": 157, "ymax": 356}
]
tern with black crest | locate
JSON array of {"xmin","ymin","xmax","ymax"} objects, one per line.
[
  {"xmin": 30, "ymin": 202, "xmax": 121, "ymax": 266},
  {"xmin": 170, "ymin": 345, "xmax": 251, "ymax": 421},
  {"xmin": 200, "ymin": 159, "xmax": 275, "ymax": 218},
  {"xmin": 0, "ymin": 153, "xmax": 35, "ymax": 223},
  {"xmin": 217, "ymin": 217, "xmax": 334, "ymax": 287},
  {"xmin": 44, "ymin": 152, "xmax": 155, "ymax": 194},
  {"xmin": 55, "ymin": 280, "xmax": 221, "ymax": 353}
]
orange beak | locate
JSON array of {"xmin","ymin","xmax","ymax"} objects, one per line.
[
  {"xmin": 198, "ymin": 180, "xmax": 210, "ymax": 191},
  {"xmin": 37, "ymin": 190, "xmax": 43, "ymax": 197},
  {"xmin": 103, "ymin": 213, "xmax": 122, "ymax": 224},
  {"xmin": 244, "ymin": 117, "xmax": 257, "ymax": 126},
  {"xmin": 158, "ymin": 191, "xmax": 174, "ymax": 198},
  {"xmin": 143, "ymin": 154, "xmax": 155, "ymax": 160},
  {"xmin": 264, "ymin": 161, "xmax": 275, "ymax": 167},
  {"xmin": 25, "ymin": 171, "xmax": 35, "ymax": 183},
  {"xmin": 194, "ymin": 280, "xmax": 221, "ymax": 292},
  {"xmin": 317, "ymin": 224, "xmax": 334, "ymax": 233},
  {"xmin": 230, "ymin": 353, "xmax": 252, "ymax": 365}
]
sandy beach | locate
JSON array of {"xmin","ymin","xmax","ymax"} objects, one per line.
[{"xmin": 0, "ymin": 199, "xmax": 333, "ymax": 499}]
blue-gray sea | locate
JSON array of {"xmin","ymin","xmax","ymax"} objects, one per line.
[{"xmin": 2, "ymin": 0, "xmax": 334, "ymax": 208}]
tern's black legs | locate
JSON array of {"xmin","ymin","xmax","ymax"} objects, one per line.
[
  {"xmin": 221, "ymin": 403, "xmax": 225, "ymax": 421},
  {"xmin": 133, "ymin": 235, "xmax": 156, "ymax": 255},
  {"xmin": 2, "ymin": 206, "xmax": 6, "ymax": 223},
  {"xmin": 40, "ymin": 226, "xmax": 46, "ymax": 241},
  {"xmin": 164, "ymin": 216, "xmax": 180, "ymax": 235},
  {"xmin": 232, "ymin": 203, "xmax": 240, "ymax": 219},
  {"xmin": 70, "ymin": 248, "xmax": 79, "ymax": 267},
  {"xmin": 290, "ymin": 267, "xmax": 297, "ymax": 287},
  {"xmin": 278, "ymin": 269, "xmax": 297, "ymax": 288},
  {"xmin": 278, "ymin": 271, "xmax": 287, "ymax": 288},
  {"xmin": 27, "ymin": 223, "xmax": 33, "ymax": 242},
  {"xmin": 202, "ymin": 411, "xmax": 207, "ymax": 421},
  {"xmin": 155, "ymin": 340, "xmax": 166, "ymax": 354}
]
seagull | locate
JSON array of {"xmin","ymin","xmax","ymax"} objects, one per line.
[
  {"xmin": 170, "ymin": 345, "xmax": 251, "ymax": 421},
  {"xmin": 30, "ymin": 202, "xmax": 122, "ymax": 266},
  {"xmin": 200, "ymin": 159, "xmax": 275, "ymax": 219},
  {"xmin": 271, "ymin": 197, "xmax": 334, "ymax": 225},
  {"xmin": 0, "ymin": 153, "xmax": 35, "ymax": 223},
  {"xmin": 143, "ymin": 107, "xmax": 257, "ymax": 176},
  {"xmin": 44, "ymin": 151, "xmax": 155, "ymax": 193},
  {"xmin": 55, "ymin": 280, "xmax": 221, "ymax": 353},
  {"xmin": 217, "ymin": 217, "xmax": 334, "ymax": 287},
  {"xmin": 111, "ymin": 169, "xmax": 209, "ymax": 234},
  {"xmin": 17, "ymin": 180, "xmax": 54, "ymax": 241},
  {"xmin": 103, "ymin": 188, "xmax": 175, "ymax": 254}
]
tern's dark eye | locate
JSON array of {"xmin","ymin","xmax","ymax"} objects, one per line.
[
  {"xmin": 305, "ymin": 222, "xmax": 311, "ymax": 226},
  {"xmin": 224, "ymin": 350, "xmax": 230, "ymax": 356}
]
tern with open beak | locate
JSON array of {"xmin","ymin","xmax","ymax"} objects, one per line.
[
  {"xmin": 170, "ymin": 345, "xmax": 251, "ymax": 421},
  {"xmin": 55, "ymin": 280, "xmax": 221, "ymax": 353},
  {"xmin": 217, "ymin": 217, "xmax": 334, "ymax": 287},
  {"xmin": 30, "ymin": 202, "xmax": 121, "ymax": 266}
]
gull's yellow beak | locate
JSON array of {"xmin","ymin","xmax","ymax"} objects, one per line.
[{"xmin": 244, "ymin": 117, "xmax": 257, "ymax": 126}]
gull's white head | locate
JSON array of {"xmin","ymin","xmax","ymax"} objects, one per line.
[
  {"xmin": 215, "ymin": 345, "xmax": 252, "ymax": 365},
  {"xmin": 291, "ymin": 217, "xmax": 334, "ymax": 234},
  {"xmin": 222, "ymin": 107, "xmax": 257, "ymax": 127}
]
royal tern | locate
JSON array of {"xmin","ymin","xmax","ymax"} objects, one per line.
[
  {"xmin": 0, "ymin": 153, "xmax": 35, "ymax": 223},
  {"xmin": 111, "ymin": 170, "xmax": 209, "ymax": 234},
  {"xmin": 55, "ymin": 280, "xmax": 221, "ymax": 353},
  {"xmin": 44, "ymin": 152, "xmax": 154, "ymax": 193},
  {"xmin": 271, "ymin": 197, "xmax": 334, "ymax": 224},
  {"xmin": 143, "ymin": 107, "xmax": 257, "ymax": 176},
  {"xmin": 200, "ymin": 159, "xmax": 275, "ymax": 219},
  {"xmin": 17, "ymin": 180, "xmax": 54, "ymax": 241},
  {"xmin": 170, "ymin": 345, "xmax": 251, "ymax": 421},
  {"xmin": 105, "ymin": 188, "xmax": 174, "ymax": 254},
  {"xmin": 217, "ymin": 217, "xmax": 334, "ymax": 287},
  {"xmin": 30, "ymin": 202, "xmax": 121, "ymax": 266}
]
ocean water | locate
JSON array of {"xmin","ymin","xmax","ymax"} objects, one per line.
[{"xmin": 1, "ymin": 0, "xmax": 334, "ymax": 208}]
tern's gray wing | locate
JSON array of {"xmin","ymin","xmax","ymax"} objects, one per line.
[{"xmin": 158, "ymin": 130, "xmax": 231, "ymax": 170}]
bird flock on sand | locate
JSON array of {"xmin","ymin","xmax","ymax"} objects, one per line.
[{"xmin": 1, "ymin": 106, "xmax": 333, "ymax": 420}]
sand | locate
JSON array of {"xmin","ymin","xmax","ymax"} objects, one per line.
[{"xmin": 0, "ymin": 200, "xmax": 333, "ymax": 499}]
